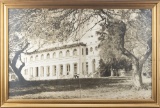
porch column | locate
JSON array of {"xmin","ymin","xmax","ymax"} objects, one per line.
[
  {"xmin": 50, "ymin": 65, "xmax": 53, "ymax": 77},
  {"xmin": 88, "ymin": 61, "xmax": 92, "ymax": 74},
  {"xmin": 44, "ymin": 66, "xmax": 47, "ymax": 78},
  {"xmin": 41, "ymin": 66, "xmax": 44, "ymax": 77},
  {"xmin": 70, "ymin": 63, "xmax": 74, "ymax": 77},
  {"xmin": 38, "ymin": 67, "xmax": 41, "ymax": 77},
  {"xmin": 28, "ymin": 67, "xmax": 30, "ymax": 77},
  {"xmin": 84, "ymin": 62, "xmax": 86, "ymax": 75},
  {"xmin": 32, "ymin": 67, "xmax": 35, "ymax": 77}
]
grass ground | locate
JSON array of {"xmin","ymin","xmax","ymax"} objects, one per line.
[{"xmin": 9, "ymin": 77, "xmax": 151, "ymax": 99}]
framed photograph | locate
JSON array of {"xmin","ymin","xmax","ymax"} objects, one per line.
[{"xmin": 1, "ymin": 0, "xmax": 160, "ymax": 107}]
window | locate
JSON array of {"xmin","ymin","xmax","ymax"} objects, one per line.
[
  {"xmin": 41, "ymin": 54, "xmax": 44, "ymax": 60},
  {"xmin": 30, "ymin": 56, "xmax": 33, "ymax": 61},
  {"xmin": 67, "ymin": 64, "xmax": 70, "ymax": 75},
  {"xmin": 82, "ymin": 48, "xmax": 84, "ymax": 55},
  {"xmin": 35, "ymin": 55, "xmax": 38, "ymax": 60},
  {"xmin": 47, "ymin": 53, "xmax": 50, "ymax": 59},
  {"xmin": 53, "ymin": 66, "xmax": 56, "ymax": 76},
  {"xmin": 60, "ymin": 65, "xmax": 63, "ymax": 75},
  {"xmin": 90, "ymin": 47, "xmax": 93, "ymax": 52},
  {"xmin": 53, "ymin": 52, "xmax": 56, "ymax": 58},
  {"xmin": 59, "ymin": 51, "xmax": 63, "ymax": 58},
  {"xmin": 86, "ymin": 48, "xmax": 88, "ymax": 55},
  {"xmin": 86, "ymin": 62, "xmax": 88, "ymax": 74},
  {"xmin": 74, "ymin": 63, "xmax": 77, "ymax": 74},
  {"xmin": 73, "ymin": 49, "xmax": 77, "ymax": 56},
  {"xmin": 66, "ymin": 50, "xmax": 70, "ymax": 57}
]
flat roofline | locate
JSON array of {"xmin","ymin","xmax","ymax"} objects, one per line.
[{"xmin": 25, "ymin": 42, "xmax": 86, "ymax": 55}]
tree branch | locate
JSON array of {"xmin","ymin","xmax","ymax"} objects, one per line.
[
  {"xmin": 11, "ymin": 43, "xmax": 30, "ymax": 66},
  {"xmin": 122, "ymin": 48, "xmax": 138, "ymax": 62},
  {"xmin": 139, "ymin": 37, "xmax": 152, "ymax": 66}
]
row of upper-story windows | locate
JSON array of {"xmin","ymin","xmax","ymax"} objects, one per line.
[
  {"xmin": 27, "ymin": 46, "xmax": 98, "ymax": 62},
  {"xmin": 28, "ymin": 49, "xmax": 78, "ymax": 62}
]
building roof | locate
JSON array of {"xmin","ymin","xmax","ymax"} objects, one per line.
[{"xmin": 25, "ymin": 42, "xmax": 86, "ymax": 55}]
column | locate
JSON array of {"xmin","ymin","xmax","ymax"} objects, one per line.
[
  {"xmin": 63, "ymin": 64, "xmax": 67, "ymax": 76},
  {"xmin": 50, "ymin": 65, "xmax": 53, "ymax": 77},
  {"xmin": 78, "ymin": 60, "xmax": 81, "ymax": 75},
  {"xmin": 79, "ymin": 47, "xmax": 82, "ymax": 75},
  {"xmin": 44, "ymin": 66, "xmax": 47, "ymax": 78},
  {"xmin": 89, "ymin": 61, "xmax": 92, "ymax": 74},
  {"xmin": 70, "ymin": 63, "xmax": 74, "ymax": 77},
  {"xmin": 38, "ymin": 67, "xmax": 41, "ymax": 77},
  {"xmin": 33, "ymin": 67, "xmax": 36, "ymax": 78},
  {"xmin": 29, "ymin": 67, "xmax": 31, "ymax": 78},
  {"xmin": 41, "ymin": 66, "xmax": 44, "ymax": 77},
  {"xmin": 28, "ymin": 67, "xmax": 30, "ymax": 77},
  {"xmin": 39, "ymin": 66, "xmax": 42, "ymax": 77},
  {"xmin": 26, "ymin": 68, "xmax": 28, "ymax": 76},
  {"xmin": 84, "ymin": 62, "xmax": 86, "ymax": 75}
]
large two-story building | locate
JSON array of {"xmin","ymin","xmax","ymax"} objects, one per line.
[{"xmin": 21, "ymin": 35, "xmax": 100, "ymax": 80}]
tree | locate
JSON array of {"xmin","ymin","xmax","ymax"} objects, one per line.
[
  {"xmin": 97, "ymin": 10, "xmax": 151, "ymax": 89},
  {"xmin": 9, "ymin": 41, "xmax": 30, "ymax": 82},
  {"xmin": 99, "ymin": 57, "xmax": 132, "ymax": 77}
]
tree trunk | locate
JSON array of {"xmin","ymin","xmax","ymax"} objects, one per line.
[
  {"xmin": 132, "ymin": 61, "xmax": 143, "ymax": 89},
  {"xmin": 15, "ymin": 71, "xmax": 26, "ymax": 83},
  {"xmin": 11, "ymin": 64, "xmax": 26, "ymax": 83},
  {"xmin": 9, "ymin": 43, "xmax": 29, "ymax": 83}
]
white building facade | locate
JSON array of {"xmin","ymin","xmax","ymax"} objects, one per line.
[{"xmin": 22, "ymin": 40, "xmax": 100, "ymax": 80}]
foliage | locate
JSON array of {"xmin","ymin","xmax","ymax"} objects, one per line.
[{"xmin": 99, "ymin": 58, "xmax": 132, "ymax": 77}]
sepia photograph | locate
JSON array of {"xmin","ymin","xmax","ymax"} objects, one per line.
[{"xmin": 8, "ymin": 8, "xmax": 152, "ymax": 99}]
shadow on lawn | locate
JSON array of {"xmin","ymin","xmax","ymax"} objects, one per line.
[{"xmin": 9, "ymin": 77, "xmax": 134, "ymax": 97}]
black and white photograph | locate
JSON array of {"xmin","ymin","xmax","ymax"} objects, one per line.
[{"xmin": 8, "ymin": 8, "xmax": 152, "ymax": 99}]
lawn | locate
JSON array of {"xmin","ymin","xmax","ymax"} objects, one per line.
[{"xmin": 9, "ymin": 77, "xmax": 151, "ymax": 99}]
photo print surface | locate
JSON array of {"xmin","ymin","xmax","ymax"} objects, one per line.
[{"xmin": 8, "ymin": 9, "xmax": 152, "ymax": 99}]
